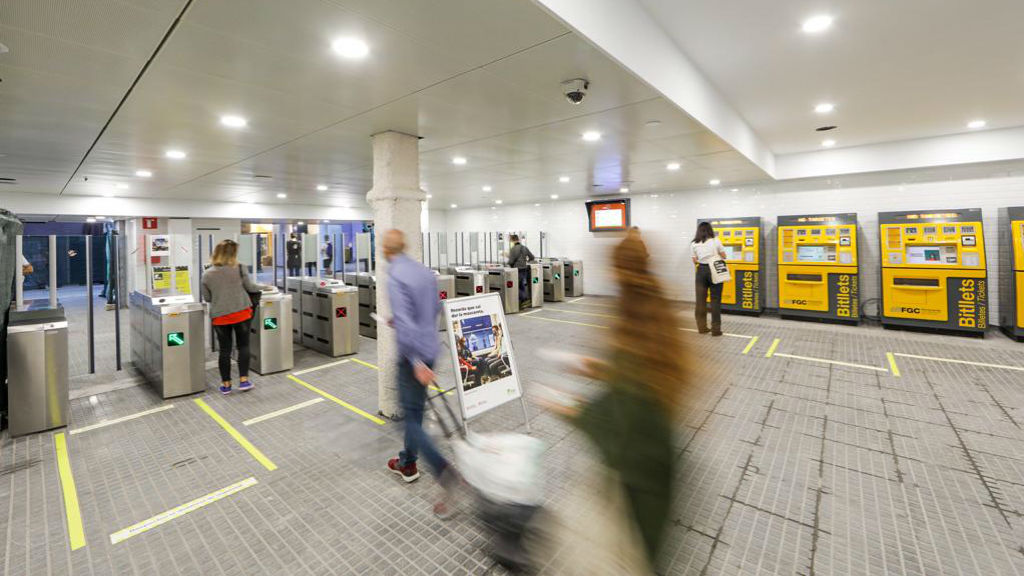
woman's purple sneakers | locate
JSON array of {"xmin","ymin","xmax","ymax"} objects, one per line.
[
  {"xmin": 238, "ymin": 380, "xmax": 254, "ymax": 392},
  {"xmin": 219, "ymin": 385, "xmax": 232, "ymax": 395}
]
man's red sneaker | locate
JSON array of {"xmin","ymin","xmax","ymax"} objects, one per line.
[{"xmin": 387, "ymin": 458, "xmax": 420, "ymax": 483}]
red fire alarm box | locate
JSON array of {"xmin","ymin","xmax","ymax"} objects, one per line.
[{"xmin": 142, "ymin": 217, "xmax": 158, "ymax": 230}]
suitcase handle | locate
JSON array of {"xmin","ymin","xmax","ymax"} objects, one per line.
[{"xmin": 426, "ymin": 384, "xmax": 465, "ymax": 440}]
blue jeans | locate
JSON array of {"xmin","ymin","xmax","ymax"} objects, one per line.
[{"xmin": 398, "ymin": 359, "xmax": 449, "ymax": 477}]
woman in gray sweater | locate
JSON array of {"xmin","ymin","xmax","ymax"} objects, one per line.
[{"xmin": 201, "ymin": 240, "xmax": 266, "ymax": 395}]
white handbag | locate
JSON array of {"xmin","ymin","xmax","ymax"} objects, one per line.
[{"xmin": 709, "ymin": 258, "xmax": 731, "ymax": 284}]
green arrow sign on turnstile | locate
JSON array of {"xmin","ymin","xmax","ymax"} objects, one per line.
[
  {"xmin": 574, "ymin": 270, "xmax": 580, "ymax": 276},
  {"xmin": 533, "ymin": 277, "xmax": 539, "ymax": 284},
  {"xmin": 555, "ymin": 273, "xmax": 561, "ymax": 280},
  {"xmin": 263, "ymin": 317, "xmax": 278, "ymax": 330},
  {"xmin": 167, "ymin": 332, "xmax": 185, "ymax": 347}
]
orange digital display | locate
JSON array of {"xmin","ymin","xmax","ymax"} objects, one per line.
[{"xmin": 586, "ymin": 199, "xmax": 631, "ymax": 232}]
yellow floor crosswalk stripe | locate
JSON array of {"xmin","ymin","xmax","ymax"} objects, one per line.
[
  {"xmin": 520, "ymin": 313, "xmax": 608, "ymax": 329},
  {"xmin": 293, "ymin": 359, "xmax": 350, "ymax": 376},
  {"xmin": 243, "ymin": 398, "xmax": 325, "ymax": 426},
  {"xmin": 70, "ymin": 404, "xmax": 175, "ymax": 435},
  {"xmin": 742, "ymin": 336, "xmax": 760, "ymax": 355},
  {"xmin": 774, "ymin": 352, "xmax": 888, "ymax": 372},
  {"xmin": 764, "ymin": 338, "xmax": 780, "ymax": 358},
  {"xmin": 886, "ymin": 352, "xmax": 901, "ymax": 377},
  {"xmin": 194, "ymin": 399, "xmax": 277, "ymax": 471},
  {"xmin": 350, "ymin": 358, "xmax": 380, "ymax": 370},
  {"xmin": 54, "ymin": 433, "xmax": 86, "ymax": 551},
  {"xmin": 110, "ymin": 477, "xmax": 258, "ymax": 544},
  {"xmin": 546, "ymin": 307, "xmax": 616, "ymax": 319},
  {"xmin": 893, "ymin": 352, "xmax": 1024, "ymax": 372},
  {"xmin": 287, "ymin": 374, "xmax": 386, "ymax": 425}
]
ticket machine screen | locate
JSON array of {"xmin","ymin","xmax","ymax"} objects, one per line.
[
  {"xmin": 906, "ymin": 245, "xmax": 957, "ymax": 265},
  {"xmin": 797, "ymin": 245, "xmax": 833, "ymax": 262},
  {"xmin": 722, "ymin": 245, "xmax": 738, "ymax": 260}
]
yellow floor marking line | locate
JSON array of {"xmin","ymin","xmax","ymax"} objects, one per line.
[
  {"xmin": 742, "ymin": 336, "xmax": 760, "ymax": 355},
  {"xmin": 243, "ymin": 398, "xmax": 325, "ymax": 426},
  {"xmin": 680, "ymin": 327, "xmax": 699, "ymax": 333},
  {"xmin": 70, "ymin": 404, "xmax": 175, "ymax": 435},
  {"xmin": 773, "ymin": 352, "xmax": 888, "ymax": 372},
  {"xmin": 764, "ymin": 338, "xmax": 780, "ymax": 358},
  {"xmin": 893, "ymin": 352, "xmax": 1024, "ymax": 372},
  {"xmin": 520, "ymin": 314, "xmax": 608, "ymax": 329},
  {"xmin": 292, "ymin": 359, "xmax": 350, "ymax": 376},
  {"xmin": 723, "ymin": 332, "xmax": 755, "ymax": 340},
  {"xmin": 546, "ymin": 307, "xmax": 616, "ymax": 319},
  {"xmin": 54, "ymin": 433, "xmax": 86, "ymax": 551},
  {"xmin": 350, "ymin": 358, "xmax": 380, "ymax": 371},
  {"xmin": 110, "ymin": 477, "xmax": 258, "ymax": 545},
  {"xmin": 886, "ymin": 353, "xmax": 901, "ymax": 377},
  {"xmin": 193, "ymin": 399, "xmax": 277, "ymax": 471},
  {"xmin": 568, "ymin": 297, "xmax": 586, "ymax": 304},
  {"xmin": 566, "ymin": 299, "xmax": 617, "ymax": 310},
  {"xmin": 519, "ymin": 309, "xmax": 542, "ymax": 317},
  {"xmin": 287, "ymin": 375, "xmax": 386, "ymax": 425}
]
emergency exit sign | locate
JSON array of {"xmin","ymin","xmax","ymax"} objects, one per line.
[
  {"xmin": 167, "ymin": 332, "xmax": 185, "ymax": 346},
  {"xmin": 263, "ymin": 317, "xmax": 278, "ymax": 330}
]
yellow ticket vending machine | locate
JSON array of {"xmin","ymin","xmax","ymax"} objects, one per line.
[
  {"xmin": 998, "ymin": 206, "xmax": 1024, "ymax": 340},
  {"xmin": 879, "ymin": 209, "xmax": 987, "ymax": 335},
  {"xmin": 777, "ymin": 213, "xmax": 859, "ymax": 324},
  {"xmin": 699, "ymin": 217, "xmax": 763, "ymax": 315}
]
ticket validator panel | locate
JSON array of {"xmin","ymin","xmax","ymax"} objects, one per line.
[
  {"xmin": 777, "ymin": 213, "xmax": 859, "ymax": 323},
  {"xmin": 879, "ymin": 209, "xmax": 987, "ymax": 334},
  {"xmin": 998, "ymin": 206, "xmax": 1024, "ymax": 340},
  {"xmin": 698, "ymin": 217, "xmax": 763, "ymax": 315}
]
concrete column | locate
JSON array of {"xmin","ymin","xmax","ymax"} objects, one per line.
[{"xmin": 366, "ymin": 131, "xmax": 426, "ymax": 418}]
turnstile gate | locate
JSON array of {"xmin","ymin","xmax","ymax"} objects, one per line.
[
  {"xmin": 561, "ymin": 259, "xmax": 584, "ymax": 297},
  {"xmin": 130, "ymin": 292, "xmax": 206, "ymax": 398},
  {"xmin": 249, "ymin": 288, "xmax": 294, "ymax": 374},
  {"xmin": 481, "ymin": 266, "xmax": 519, "ymax": 314},
  {"xmin": 285, "ymin": 276, "xmax": 306, "ymax": 344},
  {"xmin": 541, "ymin": 260, "xmax": 565, "ymax": 302},
  {"xmin": 302, "ymin": 280, "xmax": 359, "ymax": 356},
  {"xmin": 6, "ymin": 306, "xmax": 69, "ymax": 436},
  {"xmin": 437, "ymin": 274, "xmax": 455, "ymax": 330},
  {"xmin": 523, "ymin": 263, "xmax": 543, "ymax": 309},
  {"xmin": 446, "ymin": 266, "xmax": 488, "ymax": 298},
  {"xmin": 352, "ymin": 272, "xmax": 378, "ymax": 339}
]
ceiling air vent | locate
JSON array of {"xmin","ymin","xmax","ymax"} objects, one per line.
[
  {"xmin": 816, "ymin": 126, "xmax": 837, "ymax": 132},
  {"xmin": 0, "ymin": 177, "xmax": 16, "ymax": 184},
  {"xmin": 253, "ymin": 174, "xmax": 273, "ymax": 180}
]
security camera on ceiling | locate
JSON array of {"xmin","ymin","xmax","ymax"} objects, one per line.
[{"xmin": 561, "ymin": 78, "xmax": 589, "ymax": 105}]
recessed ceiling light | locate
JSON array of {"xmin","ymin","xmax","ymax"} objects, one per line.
[
  {"xmin": 967, "ymin": 119, "xmax": 986, "ymax": 129},
  {"xmin": 822, "ymin": 139, "xmax": 836, "ymax": 148},
  {"xmin": 135, "ymin": 169, "xmax": 152, "ymax": 178},
  {"xmin": 534, "ymin": 203, "xmax": 541, "ymax": 207},
  {"xmin": 495, "ymin": 199, "xmax": 503, "ymax": 204},
  {"xmin": 316, "ymin": 184, "xmax": 328, "ymax": 191},
  {"xmin": 95, "ymin": 216, "xmax": 107, "ymax": 220},
  {"xmin": 619, "ymin": 187, "xmax": 630, "ymax": 193},
  {"xmin": 550, "ymin": 194, "xmax": 559, "ymax": 199},
  {"xmin": 165, "ymin": 149, "xmax": 187, "ymax": 159},
  {"xmin": 298, "ymin": 221, "xmax": 305, "ymax": 226},
  {"xmin": 814, "ymin": 103, "xmax": 835, "ymax": 114},
  {"xmin": 709, "ymin": 179, "xmax": 721, "ymax": 186},
  {"xmin": 645, "ymin": 120, "xmax": 662, "ymax": 128},
  {"xmin": 426, "ymin": 194, "xmax": 433, "ymax": 199},
  {"xmin": 115, "ymin": 183, "xmax": 129, "ymax": 190},
  {"xmin": 331, "ymin": 37, "xmax": 370, "ymax": 59},
  {"xmin": 450, "ymin": 204, "xmax": 458, "ymax": 209},
  {"xmin": 452, "ymin": 156, "xmax": 467, "ymax": 165},
  {"xmin": 802, "ymin": 14, "xmax": 833, "ymax": 34},
  {"xmin": 650, "ymin": 194, "xmax": 659, "ymax": 198},
  {"xmin": 581, "ymin": 130, "xmax": 602, "ymax": 142},
  {"xmin": 220, "ymin": 115, "xmax": 247, "ymax": 128},
  {"xmin": 730, "ymin": 188, "xmax": 739, "ymax": 192},
  {"xmin": 482, "ymin": 185, "xmax": 492, "ymax": 192},
  {"xmin": 86, "ymin": 217, "xmax": 96, "ymax": 223},
  {"xmin": 559, "ymin": 176, "xmax": 570, "ymax": 183},
  {"xmin": 277, "ymin": 193, "xmax": 287, "ymax": 198},
  {"xmin": 666, "ymin": 162, "xmax": 681, "ymax": 171}
]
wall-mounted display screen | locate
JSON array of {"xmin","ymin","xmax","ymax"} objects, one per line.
[{"xmin": 585, "ymin": 199, "xmax": 631, "ymax": 232}]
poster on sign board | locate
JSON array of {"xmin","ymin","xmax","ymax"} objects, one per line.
[
  {"xmin": 174, "ymin": 266, "xmax": 191, "ymax": 294},
  {"xmin": 152, "ymin": 266, "xmax": 171, "ymax": 292},
  {"xmin": 443, "ymin": 292, "xmax": 524, "ymax": 422},
  {"xmin": 148, "ymin": 234, "xmax": 170, "ymax": 258}
]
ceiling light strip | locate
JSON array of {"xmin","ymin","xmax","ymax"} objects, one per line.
[{"xmin": 57, "ymin": 0, "xmax": 198, "ymax": 197}]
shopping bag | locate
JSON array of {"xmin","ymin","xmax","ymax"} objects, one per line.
[{"xmin": 710, "ymin": 258, "xmax": 731, "ymax": 284}]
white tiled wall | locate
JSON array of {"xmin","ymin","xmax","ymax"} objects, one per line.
[{"xmin": 442, "ymin": 173, "xmax": 1024, "ymax": 325}]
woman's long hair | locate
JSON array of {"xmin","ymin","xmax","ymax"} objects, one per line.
[
  {"xmin": 610, "ymin": 230, "xmax": 690, "ymax": 415},
  {"xmin": 211, "ymin": 240, "xmax": 239, "ymax": 267},
  {"xmin": 692, "ymin": 221, "xmax": 715, "ymax": 244}
]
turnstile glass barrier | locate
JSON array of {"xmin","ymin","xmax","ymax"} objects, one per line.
[
  {"xmin": 6, "ymin": 305, "xmax": 69, "ymax": 436},
  {"xmin": 559, "ymin": 258, "xmax": 584, "ymax": 297},
  {"xmin": 480, "ymin": 265, "xmax": 519, "ymax": 314},
  {"xmin": 129, "ymin": 292, "xmax": 206, "ymax": 398},
  {"xmin": 249, "ymin": 287, "xmax": 294, "ymax": 374},
  {"xmin": 540, "ymin": 260, "xmax": 565, "ymax": 302},
  {"xmin": 349, "ymin": 272, "xmax": 378, "ymax": 339},
  {"xmin": 445, "ymin": 266, "xmax": 488, "ymax": 298},
  {"xmin": 524, "ymin": 263, "xmax": 543, "ymax": 309}
]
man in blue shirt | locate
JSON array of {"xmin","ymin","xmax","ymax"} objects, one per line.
[{"xmin": 382, "ymin": 229, "xmax": 457, "ymax": 519}]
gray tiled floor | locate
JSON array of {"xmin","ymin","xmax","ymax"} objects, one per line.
[{"xmin": 2, "ymin": 296, "xmax": 1024, "ymax": 575}]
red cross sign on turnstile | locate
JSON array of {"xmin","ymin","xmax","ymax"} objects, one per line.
[
  {"xmin": 336, "ymin": 307, "xmax": 347, "ymax": 318},
  {"xmin": 439, "ymin": 290, "xmax": 448, "ymax": 300}
]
